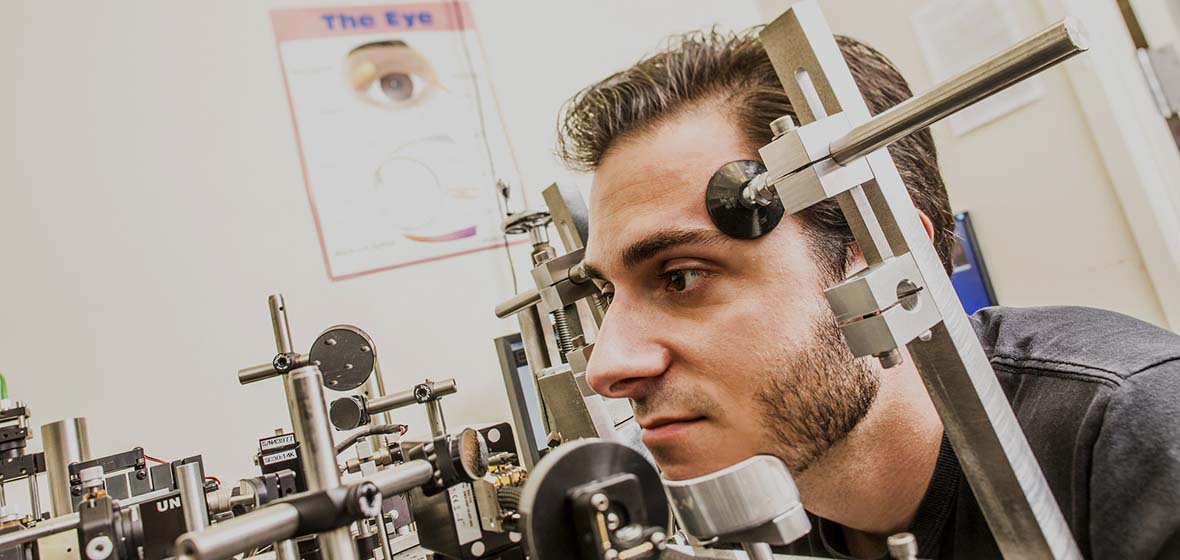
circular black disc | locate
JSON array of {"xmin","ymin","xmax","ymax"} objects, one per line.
[
  {"xmin": 705, "ymin": 160, "xmax": 784, "ymax": 239},
  {"xmin": 329, "ymin": 396, "xmax": 366, "ymax": 431},
  {"xmin": 309, "ymin": 326, "xmax": 376, "ymax": 391},
  {"xmin": 518, "ymin": 440, "xmax": 667, "ymax": 560}
]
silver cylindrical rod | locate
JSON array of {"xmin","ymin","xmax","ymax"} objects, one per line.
[
  {"xmin": 41, "ymin": 418, "xmax": 91, "ymax": 516},
  {"xmin": 286, "ymin": 366, "xmax": 357, "ymax": 560},
  {"xmin": 365, "ymin": 390, "xmax": 416, "ymax": 415},
  {"xmin": 363, "ymin": 460, "xmax": 433, "ymax": 496},
  {"xmin": 517, "ymin": 306, "xmax": 553, "ymax": 373},
  {"xmin": 275, "ymin": 539, "xmax": 300, "ymax": 560},
  {"xmin": 175, "ymin": 503, "xmax": 300, "ymax": 560},
  {"xmin": 494, "ymin": 289, "xmax": 541, "ymax": 319},
  {"xmin": 370, "ymin": 359, "xmax": 394, "ymax": 426},
  {"xmin": 269, "ymin": 294, "xmax": 295, "ymax": 354},
  {"xmin": 366, "ymin": 379, "xmax": 457, "ymax": 416},
  {"xmin": 741, "ymin": 543, "xmax": 775, "ymax": 560},
  {"xmin": 376, "ymin": 513, "xmax": 393, "ymax": 560},
  {"xmin": 830, "ymin": 18, "xmax": 1087, "ymax": 165},
  {"xmin": 425, "ymin": 401, "xmax": 446, "ymax": 438},
  {"xmin": 288, "ymin": 366, "xmax": 341, "ymax": 492},
  {"xmin": 27, "ymin": 474, "xmax": 40, "ymax": 519},
  {"xmin": 238, "ymin": 355, "xmax": 309, "ymax": 385},
  {"xmin": 175, "ymin": 462, "xmax": 210, "ymax": 532},
  {"xmin": 318, "ymin": 527, "xmax": 357, "ymax": 560},
  {"xmin": 0, "ymin": 512, "xmax": 78, "ymax": 547}
]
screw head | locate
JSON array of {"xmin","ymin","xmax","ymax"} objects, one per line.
[
  {"xmin": 770, "ymin": 115, "xmax": 797, "ymax": 138},
  {"xmin": 589, "ymin": 493, "xmax": 609, "ymax": 512}
]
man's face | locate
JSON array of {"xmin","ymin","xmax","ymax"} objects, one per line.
[{"xmin": 583, "ymin": 104, "xmax": 878, "ymax": 481}]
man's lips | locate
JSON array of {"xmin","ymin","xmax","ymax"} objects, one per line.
[
  {"xmin": 638, "ymin": 415, "xmax": 706, "ymax": 430},
  {"xmin": 639, "ymin": 415, "xmax": 707, "ymax": 446}
]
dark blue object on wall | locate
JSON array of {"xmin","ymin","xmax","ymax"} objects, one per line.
[{"xmin": 950, "ymin": 211, "xmax": 998, "ymax": 314}]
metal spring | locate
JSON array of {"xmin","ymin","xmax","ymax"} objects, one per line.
[{"xmin": 552, "ymin": 308, "xmax": 575, "ymax": 359}]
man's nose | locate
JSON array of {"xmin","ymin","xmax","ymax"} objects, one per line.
[{"xmin": 586, "ymin": 301, "xmax": 671, "ymax": 399}]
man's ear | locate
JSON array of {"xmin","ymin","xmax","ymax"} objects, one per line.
[
  {"xmin": 845, "ymin": 211, "xmax": 935, "ymax": 277},
  {"xmin": 918, "ymin": 211, "xmax": 936, "ymax": 243}
]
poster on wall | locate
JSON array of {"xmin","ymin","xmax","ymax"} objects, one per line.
[
  {"xmin": 910, "ymin": 0, "xmax": 1045, "ymax": 135},
  {"xmin": 271, "ymin": 3, "xmax": 523, "ymax": 280}
]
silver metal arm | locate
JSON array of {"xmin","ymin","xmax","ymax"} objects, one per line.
[{"xmin": 829, "ymin": 18, "xmax": 1087, "ymax": 165}]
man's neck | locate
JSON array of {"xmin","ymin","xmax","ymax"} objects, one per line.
[{"xmin": 793, "ymin": 351, "xmax": 945, "ymax": 557}]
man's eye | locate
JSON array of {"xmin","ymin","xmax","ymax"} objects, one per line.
[
  {"xmin": 597, "ymin": 283, "xmax": 616, "ymax": 305},
  {"xmin": 659, "ymin": 270, "xmax": 709, "ymax": 294}
]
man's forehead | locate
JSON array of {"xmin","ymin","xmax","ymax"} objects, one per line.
[{"xmin": 585, "ymin": 109, "xmax": 753, "ymax": 272}]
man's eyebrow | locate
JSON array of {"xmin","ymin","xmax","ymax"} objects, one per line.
[
  {"xmin": 582, "ymin": 261, "xmax": 608, "ymax": 281},
  {"xmin": 621, "ymin": 228, "xmax": 731, "ymax": 269}
]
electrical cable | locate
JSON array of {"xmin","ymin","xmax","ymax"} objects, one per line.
[
  {"xmin": 144, "ymin": 454, "xmax": 168, "ymax": 465},
  {"xmin": 448, "ymin": 0, "xmax": 519, "ymax": 294},
  {"xmin": 0, "ymin": 373, "xmax": 8, "ymax": 400},
  {"xmin": 335, "ymin": 424, "xmax": 407, "ymax": 455}
]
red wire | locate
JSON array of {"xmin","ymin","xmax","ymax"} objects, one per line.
[
  {"xmin": 206, "ymin": 475, "xmax": 221, "ymax": 485},
  {"xmin": 144, "ymin": 454, "xmax": 168, "ymax": 465}
]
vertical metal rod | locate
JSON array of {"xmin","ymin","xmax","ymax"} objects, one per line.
[
  {"xmin": 517, "ymin": 307, "xmax": 553, "ymax": 374},
  {"xmin": 175, "ymin": 462, "xmax": 210, "ymax": 532},
  {"xmin": 287, "ymin": 365, "xmax": 358, "ymax": 560},
  {"xmin": 376, "ymin": 514, "xmax": 393, "ymax": 560},
  {"xmin": 27, "ymin": 474, "xmax": 40, "ymax": 519},
  {"xmin": 269, "ymin": 295, "xmax": 294, "ymax": 354},
  {"xmin": 424, "ymin": 400, "xmax": 447, "ymax": 438},
  {"xmin": 41, "ymin": 418, "xmax": 90, "ymax": 516},
  {"xmin": 275, "ymin": 539, "xmax": 300, "ymax": 560},
  {"xmin": 371, "ymin": 360, "xmax": 394, "ymax": 427},
  {"xmin": 741, "ymin": 543, "xmax": 775, "ymax": 560}
]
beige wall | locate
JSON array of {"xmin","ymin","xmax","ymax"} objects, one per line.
[
  {"xmin": 757, "ymin": 0, "xmax": 1168, "ymax": 327},
  {"xmin": 0, "ymin": 0, "xmax": 764, "ymax": 485}
]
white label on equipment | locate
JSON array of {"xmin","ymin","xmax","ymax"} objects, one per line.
[
  {"xmin": 260, "ymin": 434, "xmax": 297, "ymax": 451},
  {"xmin": 448, "ymin": 484, "xmax": 481, "ymax": 545},
  {"xmin": 262, "ymin": 449, "xmax": 298, "ymax": 465}
]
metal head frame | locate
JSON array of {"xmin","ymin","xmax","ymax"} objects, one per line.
[{"xmin": 747, "ymin": 2, "xmax": 1086, "ymax": 557}]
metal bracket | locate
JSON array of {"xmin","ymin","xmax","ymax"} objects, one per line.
[{"xmin": 825, "ymin": 254, "xmax": 940, "ymax": 361}]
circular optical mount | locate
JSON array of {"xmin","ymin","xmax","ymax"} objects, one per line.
[
  {"xmin": 329, "ymin": 396, "xmax": 369, "ymax": 431},
  {"xmin": 705, "ymin": 160, "xmax": 784, "ymax": 239},
  {"xmin": 518, "ymin": 439, "xmax": 668, "ymax": 560},
  {"xmin": 309, "ymin": 326, "xmax": 376, "ymax": 391}
]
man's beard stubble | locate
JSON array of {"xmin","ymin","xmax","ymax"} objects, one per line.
[
  {"xmin": 629, "ymin": 313, "xmax": 879, "ymax": 477},
  {"xmin": 756, "ymin": 315, "xmax": 879, "ymax": 474}
]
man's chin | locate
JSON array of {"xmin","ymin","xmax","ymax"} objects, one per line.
[{"xmin": 650, "ymin": 447, "xmax": 751, "ymax": 481}]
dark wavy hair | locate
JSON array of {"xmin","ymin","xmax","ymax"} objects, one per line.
[{"xmin": 556, "ymin": 29, "xmax": 955, "ymax": 277}]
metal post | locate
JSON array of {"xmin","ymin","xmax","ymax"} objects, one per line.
[
  {"xmin": 370, "ymin": 360, "xmax": 393, "ymax": 426},
  {"xmin": 176, "ymin": 503, "xmax": 300, "ymax": 560},
  {"xmin": 375, "ymin": 514, "xmax": 394, "ymax": 560},
  {"xmin": 287, "ymin": 365, "xmax": 357, "ymax": 560},
  {"xmin": 27, "ymin": 474, "xmax": 40, "ymax": 519},
  {"xmin": 275, "ymin": 539, "xmax": 300, "ymax": 560},
  {"xmin": 269, "ymin": 295, "xmax": 294, "ymax": 355},
  {"xmin": 516, "ymin": 306, "xmax": 552, "ymax": 375},
  {"xmin": 0, "ymin": 512, "xmax": 78, "ymax": 547},
  {"xmin": 41, "ymin": 418, "xmax": 90, "ymax": 516},
  {"xmin": 175, "ymin": 462, "xmax": 210, "ymax": 532},
  {"xmin": 424, "ymin": 400, "xmax": 447, "ymax": 438},
  {"xmin": 741, "ymin": 543, "xmax": 775, "ymax": 560}
]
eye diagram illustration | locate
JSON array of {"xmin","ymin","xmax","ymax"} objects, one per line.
[{"xmin": 346, "ymin": 40, "xmax": 441, "ymax": 110}]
